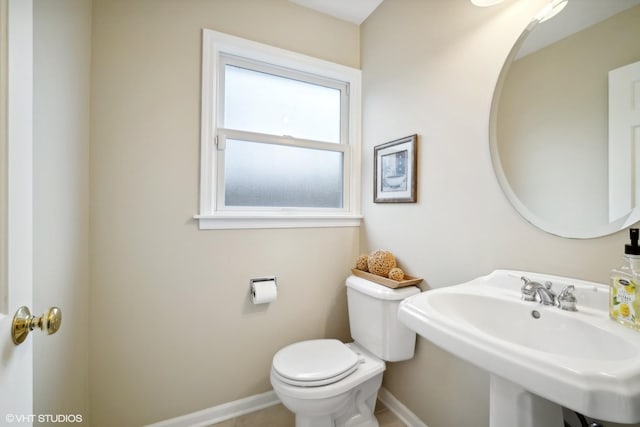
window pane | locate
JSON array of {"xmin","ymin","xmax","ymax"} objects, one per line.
[
  {"xmin": 224, "ymin": 139, "xmax": 343, "ymax": 208},
  {"xmin": 224, "ymin": 65, "xmax": 341, "ymax": 143}
]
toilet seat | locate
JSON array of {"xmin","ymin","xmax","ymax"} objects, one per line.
[{"xmin": 272, "ymin": 339, "xmax": 362, "ymax": 387}]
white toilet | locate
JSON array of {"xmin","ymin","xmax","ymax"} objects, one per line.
[{"xmin": 270, "ymin": 275, "xmax": 421, "ymax": 427}]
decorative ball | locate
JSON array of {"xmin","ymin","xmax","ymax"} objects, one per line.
[
  {"xmin": 388, "ymin": 267, "xmax": 405, "ymax": 281},
  {"xmin": 355, "ymin": 254, "xmax": 369, "ymax": 271},
  {"xmin": 367, "ymin": 250, "xmax": 397, "ymax": 277}
]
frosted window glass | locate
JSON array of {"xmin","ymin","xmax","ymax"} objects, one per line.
[
  {"xmin": 224, "ymin": 139, "xmax": 343, "ymax": 208},
  {"xmin": 224, "ymin": 65, "xmax": 341, "ymax": 143}
]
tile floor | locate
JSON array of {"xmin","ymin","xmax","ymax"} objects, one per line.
[{"xmin": 209, "ymin": 400, "xmax": 406, "ymax": 427}]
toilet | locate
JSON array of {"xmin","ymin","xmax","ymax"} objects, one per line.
[{"xmin": 270, "ymin": 275, "xmax": 421, "ymax": 427}]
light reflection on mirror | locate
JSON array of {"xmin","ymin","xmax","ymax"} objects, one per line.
[
  {"xmin": 491, "ymin": 0, "xmax": 640, "ymax": 238},
  {"xmin": 535, "ymin": 0, "xmax": 568, "ymax": 23}
]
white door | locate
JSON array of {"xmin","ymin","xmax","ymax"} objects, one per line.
[
  {"xmin": 608, "ymin": 60, "xmax": 640, "ymax": 223},
  {"xmin": 0, "ymin": 0, "xmax": 33, "ymax": 425}
]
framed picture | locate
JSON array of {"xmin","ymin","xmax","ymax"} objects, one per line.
[{"xmin": 374, "ymin": 134, "xmax": 417, "ymax": 203}]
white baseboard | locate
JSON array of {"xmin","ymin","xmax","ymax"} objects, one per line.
[
  {"xmin": 146, "ymin": 387, "xmax": 427, "ymax": 427},
  {"xmin": 378, "ymin": 387, "xmax": 429, "ymax": 427},
  {"xmin": 145, "ymin": 390, "xmax": 280, "ymax": 427}
]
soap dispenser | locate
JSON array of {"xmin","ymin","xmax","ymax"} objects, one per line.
[{"xmin": 610, "ymin": 228, "xmax": 640, "ymax": 330}]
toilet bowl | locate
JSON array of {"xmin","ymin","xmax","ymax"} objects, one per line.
[
  {"xmin": 271, "ymin": 340, "xmax": 384, "ymax": 427},
  {"xmin": 270, "ymin": 276, "xmax": 421, "ymax": 427}
]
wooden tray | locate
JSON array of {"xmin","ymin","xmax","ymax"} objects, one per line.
[{"xmin": 351, "ymin": 269, "xmax": 423, "ymax": 289}]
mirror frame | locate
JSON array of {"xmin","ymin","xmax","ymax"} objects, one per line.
[{"xmin": 489, "ymin": 18, "xmax": 637, "ymax": 239}]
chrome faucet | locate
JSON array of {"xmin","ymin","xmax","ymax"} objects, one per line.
[{"xmin": 520, "ymin": 276, "xmax": 556, "ymax": 305}]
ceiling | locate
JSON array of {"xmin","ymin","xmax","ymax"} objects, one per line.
[{"xmin": 289, "ymin": 0, "xmax": 384, "ymax": 24}]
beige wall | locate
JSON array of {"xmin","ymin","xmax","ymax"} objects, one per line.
[
  {"xmin": 498, "ymin": 5, "xmax": 640, "ymax": 233},
  {"xmin": 89, "ymin": 1, "xmax": 360, "ymax": 425},
  {"xmin": 361, "ymin": 1, "xmax": 636, "ymax": 426},
  {"xmin": 33, "ymin": 0, "xmax": 91, "ymax": 424}
]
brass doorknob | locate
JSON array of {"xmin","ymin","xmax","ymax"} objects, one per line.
[{"xmin": 11, "ymin": 306, "xmax": 62, "ymax": 345}]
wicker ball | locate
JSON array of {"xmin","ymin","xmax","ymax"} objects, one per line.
[
  {"xmin": 355, "ymin": 254, "xmax": 369, "ymax": 271},
  {"xmin": 388, "ymin": 267, "xmax": 405, "ymax": 281},
  {"xmin": 367, "ymin": 250, "xmax": 397, "ymax": 277}
]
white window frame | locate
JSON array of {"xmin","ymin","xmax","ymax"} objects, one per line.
[{"xmin": 196, "ymin": 29, "xmax": 362, "ymax": 230}]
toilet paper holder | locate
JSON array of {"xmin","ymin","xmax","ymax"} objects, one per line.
[{"xmin": 250, "ymin": 276, "xmax": 278, "ymax": 304}]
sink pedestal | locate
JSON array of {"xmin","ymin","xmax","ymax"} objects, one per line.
[{"xmin": 490, "ymin": 375, "xmax": 563, "ymax": 427}]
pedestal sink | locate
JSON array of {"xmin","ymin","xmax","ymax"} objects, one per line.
[{"xmin": 398, "ymin": 270, "xmax": 640, "ymax": 427}]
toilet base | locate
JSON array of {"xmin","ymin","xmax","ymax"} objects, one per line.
[{"xmin": 290, "ymin": 373, "xmax": 382, "ymax": 427}]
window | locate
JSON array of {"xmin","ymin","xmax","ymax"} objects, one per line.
[{"xmin": 197, "ymin": 30, "xmax": 362, "ymax": 229}]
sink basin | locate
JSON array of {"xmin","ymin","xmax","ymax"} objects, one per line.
[
  {"xmin": 427, "ymin": 290, "xmax": 637, "ymax": 361},
  {"xmin": 398, "ymin": 269, "xmax": 640, "ymax": 425}
]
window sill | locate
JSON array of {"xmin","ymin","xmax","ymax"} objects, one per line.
[{"xmin": 194, "ymin": 213, "xmax": 363, "ymax": 230}]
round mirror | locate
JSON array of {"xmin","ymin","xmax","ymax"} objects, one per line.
[{"xmin": 490, "ymin": 0, "xmax": 640, "ymax": 238}]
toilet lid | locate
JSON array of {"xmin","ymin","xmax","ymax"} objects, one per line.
[{"xmin": 272, "ymin": 339, "xmax": 361, "ymax": 386}]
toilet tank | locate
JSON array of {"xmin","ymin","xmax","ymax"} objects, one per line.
[{"xmin": 346, "ymin": 275, "xmax": 421, "ymax": 362}]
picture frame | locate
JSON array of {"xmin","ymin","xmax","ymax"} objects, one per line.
[{"xmin": 374, "ymin": 134, "xmax": 418, "ymax": 203}]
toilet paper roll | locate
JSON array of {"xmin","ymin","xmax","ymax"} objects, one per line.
[{"xmin": 251, "ymin": 280, "xmax": 277, "ymax": 304}]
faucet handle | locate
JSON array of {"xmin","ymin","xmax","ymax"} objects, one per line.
[
  {"xmin": 557, "ymin": 285, "xmax": 577, "ymax": 311},
  {"xmin": 520, "ymin": 276, "xmax": 537, "ymax": 301}
]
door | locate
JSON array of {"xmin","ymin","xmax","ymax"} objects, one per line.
[
  {"xmin": 0, "ymin": 0, "xmax": 33, "ymax": 424},
  {"xmin": 608, "ymin": 60, "xmax": 640, "ymax": 223}
]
